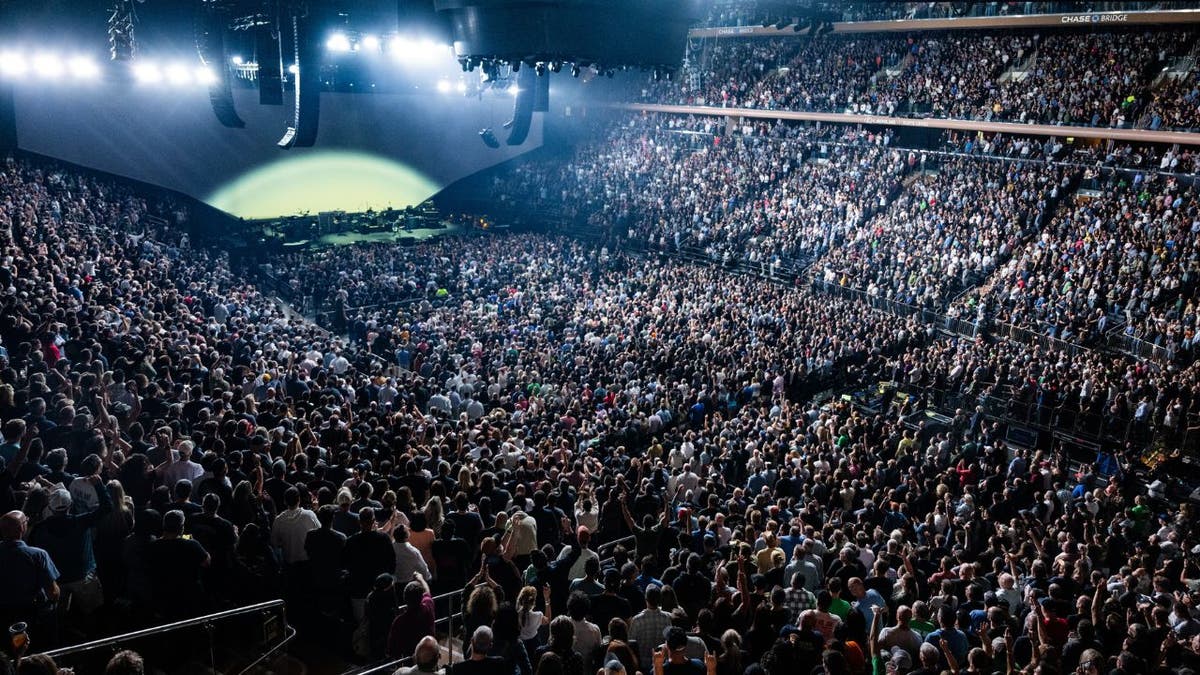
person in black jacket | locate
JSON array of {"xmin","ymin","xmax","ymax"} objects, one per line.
[
  {"xmin": 533, "ymin": 530, "xmax": 585, "ymax": 616},
  {"xmin": 343, "ymin": 507, "xmax": 397, "ymax": 623}
]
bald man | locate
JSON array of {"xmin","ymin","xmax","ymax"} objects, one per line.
[
  {"xmin": 0, "ymin": 510, "xmax": 61, "ymax": 629},
  {"xmin": 396, "ymin": 636, "xmax": 443, "ymax": 675},
  {"xmin": 878, "ymin": 605, "xmax": 923, "ymax": 656}
]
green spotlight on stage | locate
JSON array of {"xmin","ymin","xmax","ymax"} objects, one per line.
[{"xmin": 207, "ymin": 150, "xmax": 441, "ymax": 219}]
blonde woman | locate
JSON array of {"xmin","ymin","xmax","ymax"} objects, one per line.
[
  {"xmin": 425, "ymin": 495, "xmax": 445, "ymax": 536},
  {"xmin": 96, "ymin": 480, "xmax": 135, "ymax": 603},
  {"xmin": 517, "ymin": 584, "xmax": 553, "ymax": 654}
]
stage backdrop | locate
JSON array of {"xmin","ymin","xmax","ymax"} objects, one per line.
[{"xmin": 12, "ymin": 83, "xmax": 542, "ymax": 219}]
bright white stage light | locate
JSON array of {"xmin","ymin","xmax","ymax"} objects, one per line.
[
  {"xmin": 32, "ymin": 54, "xmax": 64, "ymax": 79},
  {"xmin": 456, "ymin": 81, "xmax": 467, "ymax": 93},
  {"xmin": 164, "ymin": 62, "xmax": 192, "ymax": 85},
  {"xmin": 389, "ymin": 36, "xmax": 448, "ymax": 63},
  {"xmin": 132, "ymin": 61, "xmax": 161, "ymax": 83},
  {"xmin": 195, "ymin": 66, "xmax": 217, "ymax": 86},
  {"xmin": 231, "ymin": 55, "xmax": 244, "ymax": 65},
  {"xmin": 68, "ymin": 56, "xmax": 101, "ymax": 80},
  {"xmin": 0, "ymin": 52, "xmax": 29, "ymax": 77},
  {"xmin": 287, "ymin": 63, "xmax": 299, "ymax": 74},
  {"xmin": 436, "ymin": 79, "xmax": 451, "ymax": 93},
  {"xmin": 361, "ymin": 34, "xmax": 381, "ymax": 51},
  {"xmin": 508, "ymin": 84, "xmax": 520, "ymax": 96},
  {"xmin": 326, "ymin": 32, "xmax": 351, "ymax": 52}
]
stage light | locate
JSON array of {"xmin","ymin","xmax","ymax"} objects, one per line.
[
  {"xmin": 456, "ymin": 81, "xmax": 467, "ymax": 93},
  {"xmin": 571, "ymin": 64, "xmax": 581, "ymax": 77},
  {"xmin": 195, "ymin": 66, "xmax": 218, "ymax": 86},
  {"xmin": 32, "ymin": 54, "xmax": 64, "ymax": 79},
  {"xmin": 326, "ymin": 32, "xmax": 351, "ymax": 53},
  {"xmin": 164, "ymin": 62, "xmax": 192, "ymax": 86},
  {"xmin": 68, "ymin": 56, "xmax": 101, "ymax": 80},
  {"xmin": 0, "ymin": 52, "xmax": 29, "ymax": 77},
  {"xmin": 231, "ymin": 55, "xmax": 244, "ymax": 65},
  {"xmin": 132, "ymin": 61, "xmax": 162, "ymax": 83},
  {"xmin": 436, "ymin": 79, "xmax": 451, "ymax": 93},
  {"xmin": 507, "ymin": 84, "xmax": 519, "ymax": 96},
  {"xmin": 389, "ymin": 36, "xmax": 447, "ymax": 63},
  {"xmin": 287, "ymin": 64, "xmax": 299, "ymax": 74},
  {"xmin": 361, "ymin": 34, "xmax": 380, "ymax": 51}
]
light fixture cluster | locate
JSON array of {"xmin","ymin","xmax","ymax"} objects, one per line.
[
  {"xmin": 132, "ymin": 61, "xmax": 218, "ymax": 86},
  {"xmin": 324, "ymin": 31, "xmax": 452, "ymax": 64},
  {"xmin": 0, "ymin": 51, "xmax": 102, "ymax": 81},
  {"xmin": 0, "ymin": 49, "xmax": 217, "ymax": 87}
]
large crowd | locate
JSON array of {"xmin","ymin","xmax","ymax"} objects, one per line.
[
  {"xmin": 2, "ymin": 14, "xmax": 1200, "ymax": 675},
  {"xmin": 648, "ymin": 28, "xmax": 1199, "ymax": 131},
  {"xmin": 3, "ymin": 138, "xmax": 1200, "ymax": 675},
  {"xmin": 491, "ymin": 112, "xmax": 1200, "ymax": 362}
]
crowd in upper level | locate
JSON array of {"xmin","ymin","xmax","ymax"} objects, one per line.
[{"xmin": 646, "ymin": 29, "xmax": 1200, "ymax": 131}]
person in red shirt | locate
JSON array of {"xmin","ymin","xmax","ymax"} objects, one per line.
[
  {"xmin": 388, "ymin": 572, "xmax": 436, "ymax": 659},
  {"xmin": 1035, "ymin": 599, "xmax": 1069, "ymax": 648}
]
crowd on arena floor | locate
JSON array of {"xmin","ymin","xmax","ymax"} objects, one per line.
[
  {"xmin": 4, "ymin": 147, "xmax": 1200, "ymax": 675},
  {"xmin": 647, "ymin": 29, "xmax": 1199, "ymax": 130}
]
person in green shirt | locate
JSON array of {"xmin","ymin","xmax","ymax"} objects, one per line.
[
  {"xmin": 907, "ymin": 600, "xmax": 936, "ymax": 638},
  {"xmin": 828, "ymin": 577, "xmax": 852, "ymax": 620}
]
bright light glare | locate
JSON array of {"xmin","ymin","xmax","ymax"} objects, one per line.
[
  {"xmin": 287, "ymin": 64, "xmax": 299, "ymax": 74},
  {"xmin": 0, "ymin": 52, "xmax": 29, "ymax": 77},
  {"xmin": 436, "ymin": 79, "xmax": 451, "ymax": 93},
  {"xmin": 456, "ymin": 81, "xmax": 467, "ymax": 93},
  {"xmin": 132, "ymin": 61, "xmax": 161, "ymax": 83},
  {"xmin": 32, "ymin": 54, "xmax": 64, "ymax": 79},
  {"xmin": 195, "ymin": 66, "xmax": 217, "ymax": 86},
  {"xmin": 231, "ymin": 55, "xmax": 244, "ymax": 65},
  {"xmin": 389, "ymin": 36, "xmax": 448, "ymax": 63},
  {"xmin": 508, "ymin": 84, "xmax": 520, "ymax": 96},
  {"xmin": 68, "ymin": 56, "xmax": 101, "ymax": 80},
  {"xmin": 326, "ymin": 32, "xmax": 351, "ymax": 52},
  {"xmin": 361, "ymin": 35, "xmax": 380, "ymax": 51},
  {"xmin": 164, "ymin": 62, "xmax": 192, "ymax": 86}
]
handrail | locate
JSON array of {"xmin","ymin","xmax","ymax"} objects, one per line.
[
  {"xmin": 236, "ymin": 625, "xmax": 298, "ymax": 675},
  {"xmin": 597, "ymin": 534, "xmax": 637, "ymax": 557},
  {"xmin": 41, "ymin": 600, "xmax": 288, "ymax": 660}
]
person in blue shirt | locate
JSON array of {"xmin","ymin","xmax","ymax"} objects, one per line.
[
  {"xmin": 924, "ymin": 605, "xmax": 968, "ymax": 668},
  {"xmin": 849, "ymin": 577, "xmax": 887, "ymax": 624},
  {"xmin": 0, "ymin": 510, "xmax": 61, "ymax": 630}
]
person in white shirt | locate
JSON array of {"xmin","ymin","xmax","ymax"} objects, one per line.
[
  {"xmin": 506, "ymin": 512, "xmax": 538, "ymax": 560},
  {"xmin": 575, "ymin": 497, "xmax": 599, "ymax": 535},
  {"xmin": 517, "ymin": 584, "xmax": 552, "ymax": 642},
  {"xmin": 393, "ymin": 524, "xmax": 432, "ymax": 582},
  {"xmin": 271, "ymin": 487, "xmax": 320, "ymax": 564},
  {"xmin": 68, "ymin": 453, "xmax": 104, "ymax": 513},
  {"xmin": 561, "ymin": 527, "xmax": 599, "ymax": 581},
  {"xmin": 158, "ymin": 440, "xmax": 205, "ymax": 487}
]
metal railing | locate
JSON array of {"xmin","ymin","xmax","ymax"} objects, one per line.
[{"xmin": 41, "ymin": 600, "xmax": 293, "ymax": 675}]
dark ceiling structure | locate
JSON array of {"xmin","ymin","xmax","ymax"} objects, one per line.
[{"xmin": 0, "ymin": 0, "xmax": 700, "ymax": 147}]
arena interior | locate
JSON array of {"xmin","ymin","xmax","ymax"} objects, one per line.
[{"xmin": 3, "ymin": 2, "xmax": 1200, "ymax": 675}]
